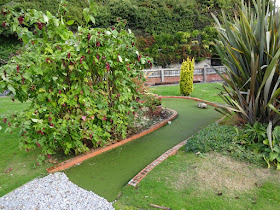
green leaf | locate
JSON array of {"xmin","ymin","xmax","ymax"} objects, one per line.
[
  {"xmin": 83, "ymin": 8, "xmax": 90, "ymax": 23},
  {"xmin": 269, "ymin": 152, "xmax": 278, "ymax": 161},
  {"xmin": 89, "ymin": 16, "xmax": 95, "ymax": 24},
  {"xmin": 31, "ymin": 119, "xmax": 43, "ymax": 123},
  {"xmin": 263, "ymin": 155, "xmax": 271, "ymax": 168},
  {"xmin": 53, "ymin": 19, "xmax": 59, "ymax": 27},
  {"xmin": 8, "ymin": 84, "xmax": 16, "ymax": 95},
  {"xmin": 267, "ymin": 122, "xmax": 273, "ymax": 150},
  {"xmin": 0, "ymin": 125, "xmax": 2, "ymax": 131},
  {"xmin": 22, "ymin": 34, "xmax": 29, "ymax": 44},
  {"xmin": 82, "ymin": 61, "xmax": 89, "ymax": 70},
  {"xmin": 277, "ymin": 162, "xmax": 280, "ymax": 170},
  {"xmin": 45, "ymin": 47, "xmax": 53, "ymax": 54},
  {"xmin": 43, "ymin": 14, "xmax": 49, "ymax": 23},
  {"xmin": 66, "ymin": 20, "xmax": 74, "ymax": 25}
]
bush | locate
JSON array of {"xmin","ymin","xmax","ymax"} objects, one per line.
[
  {"xmin": 0, "ymin": 0, "xmax": 236, "ymax": 66},
  {"xmin": 0, "ymin": 1, "xmax": 152, "ymax": 163},
  {"xmin": 135, "ymin": 29, "xmax": 215, "ymax": 67},
  {"xmin": 213, "ymin": 0, "xmax": 280, "ymax": 127},
  {"xmin": 185, "ymin": 123, "xmax": 264, "ymax": 165},
  {"xmin": 0, "ymin": 0, "xmax": 88, "ymax": 29},
  {"xmin": 180, "ymin": 58, "xmax": 194, "ymax": 96}
]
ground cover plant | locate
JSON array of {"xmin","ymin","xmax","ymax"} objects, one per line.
[
  {"xmin": 150, "ymin": 82, "xmax": 224, "ymax": 103},
  {"xmin": 185, "ymin": 123, "xmax": 264, "ymax": 165},
  {"xmin": 0, "ymin": 0, "xmax": 154, "ymax": 163}
]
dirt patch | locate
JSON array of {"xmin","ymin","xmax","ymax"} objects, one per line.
[
  {"xmin": 173, "ymin": 152, "xmax": 280, "ymax": 194},
  {"xmin": 127, "ymin": 108, "xmax": 172, "ymax": 137}
]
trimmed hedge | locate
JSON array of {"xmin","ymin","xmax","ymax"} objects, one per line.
[
  {"xmin": 1, "ymin": 0, "xmax": 239, "ymax": 66},
  {"xmin": 180, "ymin": 58, "xmax": 194, "ymax": 96}
]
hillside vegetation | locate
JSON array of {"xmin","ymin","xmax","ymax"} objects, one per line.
[{"xmin": 1, "ymin": 0, "xmax": 240, "ymax": 66}]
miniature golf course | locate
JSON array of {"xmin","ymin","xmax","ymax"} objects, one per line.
[{"xmin": 65, "ymin": 98, "xmax": 221, "ymax": 201}]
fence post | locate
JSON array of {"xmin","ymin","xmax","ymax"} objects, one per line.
[
  {"xmin": 161, "ymin": 69, "xmax": 164, "ymax": 82},
  {"xmin": 203, "ymin": 65, "xmax": 207, "ymax": 82}
]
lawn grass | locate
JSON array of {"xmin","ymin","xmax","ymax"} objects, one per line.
[
  {"xmin": 0, "ymin": 97, "xmax": 54, "ymax": 197},
  {"xmin": 114, "ymin": 151, "xmax": 280, "ymax": 209},
  {"xmin": 149, "ymin": 82, "xmax": 224, "ymax": 103}
]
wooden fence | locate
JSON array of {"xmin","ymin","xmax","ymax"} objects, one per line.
[{"xmin": 143, "ymin": 65, "xmax": 227, "ymax": 83}]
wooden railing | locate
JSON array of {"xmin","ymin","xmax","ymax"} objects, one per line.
[{"xmin": 142, "ymin": 65, "xmax": 227, "ymax": 82}]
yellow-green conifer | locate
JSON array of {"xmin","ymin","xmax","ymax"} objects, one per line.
[{"xmin": 180, "ymin": 58, "xmax": 195, "ymax": 96}]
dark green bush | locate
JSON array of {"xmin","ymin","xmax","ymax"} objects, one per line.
[
  {"xmin": 135, "ymin": 27, "xmax": 216, "ymax": 67},
  {"xmin": 1, "ymin": 0, "xmax": 238, "ymax": 66},
  {"xmin": 185, "ymin": 123, "xmax": 264, "ymax": 165},
  {"xmin": 0, "ymin": 35, "xmax": 21, "ymax": 66}
]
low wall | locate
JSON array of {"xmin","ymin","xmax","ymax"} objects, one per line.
[
  {"xmin": 146, "ymin": 73, "xmax": 227, "ymax": 85},
  {"xmin": 143, "ymin": 65, "xmax": 227, "ymax": 85}
]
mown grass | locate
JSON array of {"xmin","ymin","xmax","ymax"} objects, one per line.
[
  {"xmin": 150, "ymin": 82, "xmax": 224, "ymax": 103},
  {"xmin": 114, "ymin": 151, "xmax": 280, "ymax": 210},
  {"xmin": 0, "ymin": 97, "xmax": 53, "ymax": 197}
]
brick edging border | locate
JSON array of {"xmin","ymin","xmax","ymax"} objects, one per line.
[
  {"xmin": 159, "ymin": 96, "xmax": 220, "ymax": 108},
  {"xmin": 128, "ymin": 96, "xmax": 223, "ymax": 187},
  {"xmin": 46, "ymin": 108, "xmax": 178, "ymax": 173}
]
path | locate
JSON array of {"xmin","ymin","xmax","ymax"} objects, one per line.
[{"xmin": 65, "ymin": 98, "xmax": 220, "ymax": 201}]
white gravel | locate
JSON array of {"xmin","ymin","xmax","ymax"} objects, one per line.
[{"xmin": 0, "ymin": 172, "xmax": 114, "ymax": 210}]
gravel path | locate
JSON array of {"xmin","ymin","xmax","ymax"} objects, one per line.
[{"xmin": 0, "ymin": 172, "xmax": 114, "ymax": 210}]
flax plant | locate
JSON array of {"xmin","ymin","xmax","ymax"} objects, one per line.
[{"xmin": 213, "ymin": 0, "xmax": 280, "ymax": 147}]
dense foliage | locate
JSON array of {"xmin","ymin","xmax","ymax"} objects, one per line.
[
  {"xmin": 0, "ymin": 0, "xmax": 240, "ymax": 66},
  {"xmin": 214, "ymin": 0, "xmax": 280, "ymax": 126},
  {"xmin": 136, "ymin": 27, "xmax": 216, "ymax": 66},
  {"xmin": 0, "ymin": 0, "xmax": 152, "ymax": 163},
  {"xmin": 180, "ymin": 58, "xmax": 194, "ymax": 96},
  {"xmin": 213, "ymin": 0, "xmax": 280, "ymax": 168},
  {"xmin": 186, "ymin": 121, "xmax": 280, "ymax": 169},
  {"xmin": 185, "ymin": 123, "xmax": 264, "ymax": 165}
]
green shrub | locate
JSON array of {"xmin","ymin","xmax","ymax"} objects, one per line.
[
  {"xmin": 180, "ymin": 58, "xmax": 194, "ymax": 96},
  {"xmin": 0, "ymin": 0, "xmax": 236, "ymax": 66},
  {"xmin": 0, "ymin": 0, "xmax": 88, "ymax": 29},
  {"xmin": 186, "ymin": 122, "xmax": 280, "ymax": 169},
  {"xmin": 185, "ymin": 123, "xmax": 264, "ymax": 165},
  {"xmin": 213, "ymin": 0, "xmax": 280, "ymax": 128},
  {"xmin": 135, "ymin": 29, "xmax": 215, "ymax": 67},
  {"xmin": 0, "ymin": 1, "xmax": 152, "ymax": 163}
]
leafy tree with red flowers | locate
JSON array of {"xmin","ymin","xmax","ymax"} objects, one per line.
[{"xmin": 0, "ymin": 0, "xmax": 152, "ymax": 164}]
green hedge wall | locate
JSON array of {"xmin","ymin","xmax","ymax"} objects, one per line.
[{"xmin": 1, "ymin": 0, "xmax": 239, "ymax": 66}]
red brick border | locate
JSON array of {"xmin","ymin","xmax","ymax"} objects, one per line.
[
  {"xmin": 128, "ymin": 137, "xmax": 191, "ymax": 186},
  {"xmin": 160, "ymin": 96, "xmax": 219, "ymax": 108},
  {"xmin": 128, "ymin": 96, "xmax": 223, "ymax": 187},
  {"xmin": 46, "ymin": 108, "xmax": 178, "ymax": 173}
]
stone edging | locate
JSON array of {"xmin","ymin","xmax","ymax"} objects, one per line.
[
  {"xmin": 46, "ymin": 108, "xmax": 178, "ymax": 173},
  {"xmin": 128, "ymin": 96, "xmax": 223, "ymax": 187}
]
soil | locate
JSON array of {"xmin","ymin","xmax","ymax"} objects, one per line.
[{"xmin": 126, "ymin": 108, "xmax": 173, "ymax": 138}]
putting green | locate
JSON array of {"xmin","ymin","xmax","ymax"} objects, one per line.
[{"xmin": 65, "ymin": 98, "xmax": 220, "ymax": 201}]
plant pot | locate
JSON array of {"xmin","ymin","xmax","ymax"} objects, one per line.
[{"xmin": 150, "ymin": 105, "xmax": 162, "ymax": 116}]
